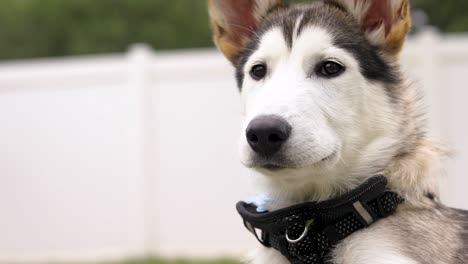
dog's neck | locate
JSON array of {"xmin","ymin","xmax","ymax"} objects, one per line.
[{"xmin": 257, "ymin": 137, "xmax": 446, "ymax": 211}]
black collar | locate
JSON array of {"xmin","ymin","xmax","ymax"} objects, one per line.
[{"xmin": 237, "ymin": 176, "xmax": 404, "ymax": 264}]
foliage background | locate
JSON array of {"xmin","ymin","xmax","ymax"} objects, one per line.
[{"xmin": 0, "ymin": 0, "xmax": 466, "ymax": 60}]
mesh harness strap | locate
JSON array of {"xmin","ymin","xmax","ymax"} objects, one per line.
[{"xmin": 237, "ymin": 176, "xmax": 404, "ymax": 264}]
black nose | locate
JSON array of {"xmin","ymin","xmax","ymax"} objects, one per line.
[{"xmin": 246, "ymin": 115, "xmax": 291, "ymax": 156}]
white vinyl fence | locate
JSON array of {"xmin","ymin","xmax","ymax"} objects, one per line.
[{"xmin": 1, "ymin": 29, "xmax": 468, "ymax": 263}]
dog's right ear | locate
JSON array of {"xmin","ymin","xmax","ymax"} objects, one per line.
[{"xmin": 208, "ymin": 0, "xmax": 283, "ymax": 64}]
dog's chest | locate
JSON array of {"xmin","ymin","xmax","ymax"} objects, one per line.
[{"xmin": 249, "ymin": 226, "xmax": 417, "ymax": 264}]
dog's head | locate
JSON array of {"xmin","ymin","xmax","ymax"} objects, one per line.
[{"xmin": 209, "ymin": 0, "xmax": 414, "ymax": 195}]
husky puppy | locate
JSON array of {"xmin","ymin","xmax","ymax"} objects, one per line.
[{"xmin": 208, "ymin": 0, "xmax": 468, "ymax": 263}]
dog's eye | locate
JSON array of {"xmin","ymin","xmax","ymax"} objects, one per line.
[
  {"xmin": 250, "ymin": 64, "xmax": 267, "ymax": 80},
  {"xmin": 317, "ymin": 61, "xmax": 344, "ymax": 77}
]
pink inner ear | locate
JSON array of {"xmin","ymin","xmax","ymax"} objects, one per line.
[
  {"xmin": 362, "ymin": 0, "xmax": 393, "ymax": 36},
  {"xmin": 224, "ymin": 1, "xmax": 258, "ymax": 46}
]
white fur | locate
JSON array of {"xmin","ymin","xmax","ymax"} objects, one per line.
[
  {"xmin": 240, "ymin": 24, "xmax": 400, "ymax": 206},
  {"xmin": 248, "ymin": 227, "xmax": 419, "ymax": 264},
  {"xmin": 210, "ymin": 0, "xmax": 452, "ymax": 263},
  {"xmin": 239, "ymin": 18, "xmax": 420, "ymax": 264},
  {"xmin": 249, "ymin": 237, "xmax": 418, "ymax": 264},
  {"xmin": 333, "ymin": 240, "xmax": 418, "ymax": 264},
  {"xmin": 332, "ymin": 221, "xmax": 419, "ymax": 264}
]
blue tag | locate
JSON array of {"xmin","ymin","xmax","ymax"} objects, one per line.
[{"xmin": 245, "ymin": 193, "xmax": 271, "ymax": 213}]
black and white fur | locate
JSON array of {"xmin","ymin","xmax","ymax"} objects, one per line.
[{"xmin": 209, "ymin": 0, "xmax": 468, "ymax": 263}]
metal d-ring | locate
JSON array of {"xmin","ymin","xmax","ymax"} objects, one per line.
[{"xmin": 285, "ymin": 219, "xmax": 314, "ymax": 244}]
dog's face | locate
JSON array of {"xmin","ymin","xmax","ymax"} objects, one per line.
[{"xmin": 209, "ymin": 0, "xmax": 412, "ymax": 193}]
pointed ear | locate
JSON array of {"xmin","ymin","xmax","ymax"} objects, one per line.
[
  {"xmin": 330, "ymin": 0, "xmax": 411, "ymax": 57},
  {"xmin": 208, "ymin": 0, "xmax": 283, "ymax": 64}
]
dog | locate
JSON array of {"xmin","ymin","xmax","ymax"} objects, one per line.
[{"xmin": 208, "ymin": 0, "xmax": 468, "ymax": 263}]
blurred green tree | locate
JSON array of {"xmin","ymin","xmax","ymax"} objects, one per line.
[
  {"xmin": 0, "ymin": 0, "xmax": 466, "ymax": 60},
  {"xmin": 0, "ymin": 0, "xmax": 212, "ymax": 60},
  {"xmin": 411, "ymin": 0, "xmax": 468, "ymax": 33}
]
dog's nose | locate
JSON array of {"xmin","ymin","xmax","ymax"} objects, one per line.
[{"xmin": 246, "ymin": 115, "xmax": 291, "ymax": 156}]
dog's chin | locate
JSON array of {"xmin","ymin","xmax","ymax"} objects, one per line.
[{"xmin": 241, "ymin": 149, "xmax": 340, "ymax": 174}]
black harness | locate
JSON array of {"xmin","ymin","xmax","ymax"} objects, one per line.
[{"xmin": 237, "ymin": 176, "xmax": 404, "ymax": 264}]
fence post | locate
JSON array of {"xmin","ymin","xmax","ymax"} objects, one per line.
[{"xmin": 127, "ymin": 44, "xmax": 158, "ymax": 257}]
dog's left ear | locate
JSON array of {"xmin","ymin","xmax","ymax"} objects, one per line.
[{"xmin": 329, "ymin": 0, "xmax": 411, "ymax": 57}]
